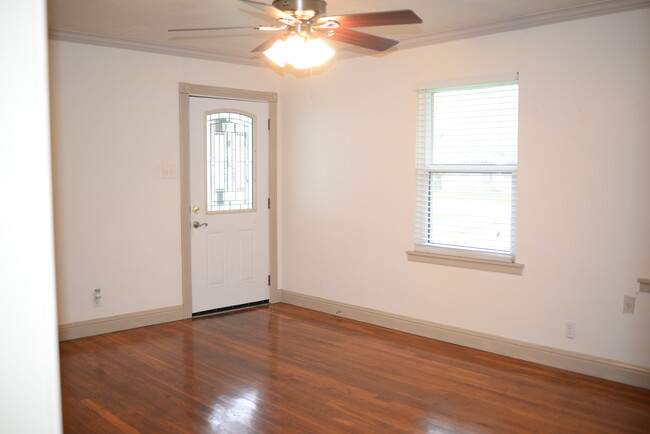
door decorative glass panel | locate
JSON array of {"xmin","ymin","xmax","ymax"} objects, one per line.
[{"xmin": 206, "ymin": 111, "xmax": 255, "ymax": 212}]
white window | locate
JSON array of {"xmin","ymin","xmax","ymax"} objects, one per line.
[{"xmin": 414, "ymin": 78, "xmax": 519, "ymax": 263}]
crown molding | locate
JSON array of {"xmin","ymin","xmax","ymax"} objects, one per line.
[
  {"xmin": 48, "ymin": 29, "xmax": 264, "ymax": 67},
  {"xmin": 398, "ymin": 0, "xmax": 650, "ymax": 50},
  {"xmin": 49, "ymin": 0, "xmax": 649, "ymax": 66}
]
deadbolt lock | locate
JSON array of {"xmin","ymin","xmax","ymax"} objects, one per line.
[{"xmin": 192, "ymin": 206, "xmax": 200, "ymax": 213}]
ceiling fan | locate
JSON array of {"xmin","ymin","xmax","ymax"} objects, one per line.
[{"xmin": 169, "ymin": 0, "xmax": 422, "ymax": 69}]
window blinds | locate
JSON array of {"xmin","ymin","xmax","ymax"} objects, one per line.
[{"xmin": 415, "ymin": 81, "xmax": 519, "ymax": 261}]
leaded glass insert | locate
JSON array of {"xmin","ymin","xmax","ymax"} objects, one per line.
[{"xmin": 206, "ymin": 111, "xmax": 254, "ymax": 212}]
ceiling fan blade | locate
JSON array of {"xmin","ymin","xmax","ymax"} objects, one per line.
[
  {"xmin": 319, "ymin": 9, "xmax": 422, "ymax": 28},
  {"xmin": 168, "ymin": 25, "xmax": 266, "ymax": 32},
  {"xmin": 240, "ymin": 0, "xmax": 299, "ymax": 25},
  {"xmin": 251, "ymin": 34, "xmax": 283, "ymax": 52},
  {"xmin": 325, "ymin": 28, "xmax": 398, "ymax": 52}
]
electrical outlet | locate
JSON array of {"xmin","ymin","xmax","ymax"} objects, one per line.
[
  {"xmin": 93, "ymin": 288, "xmax": 102, "ymax": 307},
  {"xmin": 623, "ymin": 295, "xmax": 635, "ymax": 314},
  {"xmin": 565, "ymin": 321, "xmax": 576, "ymax": 339}
]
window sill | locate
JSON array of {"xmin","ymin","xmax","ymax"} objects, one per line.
[{"xmin": 406, "ymin": 250, "xmax": 524, "ymax": 275}]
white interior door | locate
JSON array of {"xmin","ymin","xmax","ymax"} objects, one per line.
[{"xmin": 189, "ymin": 96, "xmax": 269, "ymax": 314}]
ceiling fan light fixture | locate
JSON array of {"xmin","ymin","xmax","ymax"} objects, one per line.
[
  {"xmin": 263, "ymin": 34, "xmax": 334, "ymax": 69},
  {"xmin": 172, "ymin": 1, "xmax": 422, "ymax": 70}
]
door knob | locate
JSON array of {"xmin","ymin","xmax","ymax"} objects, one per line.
[{"xmin": 193, "ymin": 221, "xmax": 208, "ymax": 229}]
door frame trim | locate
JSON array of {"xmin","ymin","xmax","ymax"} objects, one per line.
[{"xmin": 179, "ymin": 82, "xmax": 279, "ymax": 318}]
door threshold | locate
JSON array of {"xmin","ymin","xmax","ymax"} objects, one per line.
[{"xmin": 192, "ymin": 299, "xmax": 269, "ymax": 318}]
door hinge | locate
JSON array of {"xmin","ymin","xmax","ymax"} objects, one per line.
[
  {"xmin": 268, "ymin": 118, "xmax": 271, "ymax": 130},
  {"xmin": 267, "ymin": 197, "xmax": 270, "ymax": 209},
  {"xmin": 268, "ymin": 275, "xmax": 271, "ymax": 286}
]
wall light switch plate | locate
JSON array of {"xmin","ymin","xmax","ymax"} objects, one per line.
[{"xmin": 162, "ymin": 163, "xmax": 176, "ymax": 179}]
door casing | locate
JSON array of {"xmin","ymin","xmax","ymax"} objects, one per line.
[{"xmin": 179, "ymin": 83, "xmax": 279, "ymax": 318}]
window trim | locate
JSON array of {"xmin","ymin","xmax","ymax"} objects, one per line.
[
  {"xmin": 412, "ymin": 75, "xmax": 523, "ymax": 272},
  {"xmin": 414, "ymin": 72, "xmax": 519, "ymax": 91},
  {"xmin": 406, "ymin": 250, "xmax": 524, "ymax": 275}
]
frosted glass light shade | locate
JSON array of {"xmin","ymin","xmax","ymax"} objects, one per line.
[
  {"xmin": 263, "ymin": 40, "xmax": 287, "ymax": 67},
  {"xmin": 295, "ymin": 38, "xmax": 335, "ymax": 69},
  {"xmin": 263, "ymin": 35, "xmax": 334, "ymax": 69},
  {"xmin": 283, "ymin": 35, "xmax": 305, "ymax": 66}
]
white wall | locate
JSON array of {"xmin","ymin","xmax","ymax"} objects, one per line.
[
  {"xmin": 49, "ymin": 9, "xmax": 650, "ymax": 369},
  {"xmin": 279, "ymin": 9, "xmax": 650, "ymax": 367},
  {"xmin": 49, "ymin": 41, "xmax": 281, "ymax": 324},
  {"xmin": 0, "ymin": 1, "xmax": 62, "ymax": 432}
]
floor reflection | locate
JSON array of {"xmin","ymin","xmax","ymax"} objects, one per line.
[{"xmin": 208, "ymin": 389, "xmax": 259, "ymax": 429}]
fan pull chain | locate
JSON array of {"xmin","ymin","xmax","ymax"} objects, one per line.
[{"xmin": 309, "ymin": 66, "xmax": 314, "ymax": 99}]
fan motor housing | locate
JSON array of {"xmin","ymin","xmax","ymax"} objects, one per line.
[{"xmin": 272, "ymin": 0, "xmax": 328, "ymax": 20}]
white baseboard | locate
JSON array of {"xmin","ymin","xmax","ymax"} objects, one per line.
[
  {"xmin": 280, "ymin": 289, "xmax": 650, "ymax": 389},
  {"xmin": 58, "ymin": 305, "xmax": 185, "ymax": 341}
]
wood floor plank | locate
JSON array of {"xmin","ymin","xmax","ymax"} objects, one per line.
[
  {"xmin": 80, "ymin": 399, "xmax": 140, "ymax": 434},
  {"xmin": 59, "ymin": 303, "xmax": 650, "ymax": 433}
]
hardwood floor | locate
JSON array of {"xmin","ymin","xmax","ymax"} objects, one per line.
[{"xmin": 60, "ymin": 303, "xmax": 650, "ymax": 433}]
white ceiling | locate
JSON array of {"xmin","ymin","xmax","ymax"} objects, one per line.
[{"xmin": 48, "ymin": 0, "xmax": 649, "ymax": 65}]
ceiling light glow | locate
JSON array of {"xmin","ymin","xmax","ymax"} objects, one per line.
[{"xmin": 263, "ymin": 34, "xmax": 334, "ymax": 69}]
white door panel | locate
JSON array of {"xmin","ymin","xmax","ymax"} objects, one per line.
[{"xmin": 190, "ymin": 96, "xmax": 269, "ymax": 313}]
